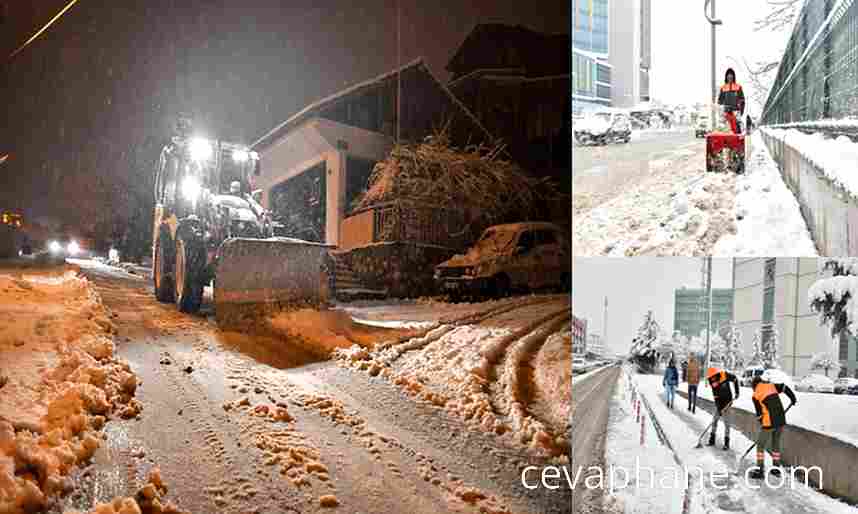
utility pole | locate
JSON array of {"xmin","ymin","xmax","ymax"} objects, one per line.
[
  {"xmin": 603, "ymin": 296, "xmax": 609, "ymax": 351},
  {"xmin": 396, "ymin": 0, "xmax": 401, "ymax": 144},
  {"xmin": 704, "ymin": 0, "xmax": 722, "ymax": 129},
  {"xmin": 704, "ymin": 256, "xmax": 713, "ymax": 370}
]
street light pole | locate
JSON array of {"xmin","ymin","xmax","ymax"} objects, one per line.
[
  {"xmin": 705, "ymin": 0, "xmax": 722, "ymax": 129},
  {"xmin": 704, "ymin": 256, "xmax": 713, "ymax": 371}
]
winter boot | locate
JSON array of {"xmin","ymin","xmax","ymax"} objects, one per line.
[
  {"xmin": 748, "ymin": 466, "xmax": 765, "ymax": 480},
  {"xmin": 707, "ymin": 432, "xmax": 716, "ymax": 447},
  {"xmin": 723, "ymin": 436, "xmax": 730, "ymax": 451}
]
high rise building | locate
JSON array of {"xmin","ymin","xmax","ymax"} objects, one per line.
[
  {"xmin": 572, "ymin": 314, "xmax": 588, "ymax": 354},
  {"xmin": 609, "ymin": 0, "xmax": 652, "ymax": 108},
  {"xmin": 733, "ymin": 258, "xmax": 858, "ymax": 378},
  {"xmin": 572, "ymin": 0, "xmax": 612, "ymax": 113},
  {"xmin": 673, "ymin": 287, "xmax": 734, "ymax": 338}
]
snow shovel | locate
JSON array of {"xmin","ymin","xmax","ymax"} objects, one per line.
[
  {"xmin": 694, "ymin": 401, "xmax": 733, "ymax": 448},
  {"xmin": 735, "ymin": 404, "xmax": 794, "ymax": 472}
]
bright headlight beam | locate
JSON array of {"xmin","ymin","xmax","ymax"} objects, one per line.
[
  {"xmin": 67, "ymin": 240, "xmax": 80, "ymax": 256},
  {"xmin": 189, "ymin": 138, "xmax": 213, "ymax": 162},
  {"xmin": 182, "ymin": 176, "xmax": 201, "ymax": 202},
  {"xmin": 232, "ymin": 149, "xmax": 249, "ymax": 163},
  {"xmin": 48, "ymin": 240, "xmax": 62, "ymax": 253}
]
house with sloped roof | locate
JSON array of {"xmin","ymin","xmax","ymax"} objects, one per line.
[{"xmin": 251, "ymin": 58, "xmax": 492, "ymax": 247}]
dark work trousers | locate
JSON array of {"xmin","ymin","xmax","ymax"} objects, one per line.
[{"xmin": 688, "ymin": 384, "xmax": 698, "ymax": 413}]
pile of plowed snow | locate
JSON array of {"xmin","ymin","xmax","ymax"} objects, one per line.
[
  {"xmin": 65, "ymin": 468, "xmax": 186, "ymax": 514},
  {"xmin": 533, "ymin": 331, "xmax": 571, "ymax": 431},
  {"xmin": 335, "ymin": 321, "xmax": 570, "ymax": 461},
  {"xmin": 0, "ymin": 265, "xmax": 141, "ymax": 513}
]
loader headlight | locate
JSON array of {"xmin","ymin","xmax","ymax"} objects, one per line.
[
  {"xmin": 67, "ymin": 240, "xmax": 80, "ymax": 256},
  {"xmin": 232, "ymin": 149, "xmax": 249, "ymax": 163},
  {"xmin": 182, "ymin": 176, "xmax": 201, "ymax": 202},
  {"xmin": 48, "ymin": 240, "xmax": 62, "ymax": 254},
  {"xmin": 189, "ymin": 138, "xmax": 213, "ymax": 162}
]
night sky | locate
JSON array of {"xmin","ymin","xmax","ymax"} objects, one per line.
[{"xmin": 0, "ymin": 0, "xmax": 568, "ymax": 236}]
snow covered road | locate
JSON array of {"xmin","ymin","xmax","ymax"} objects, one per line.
[
  {"xmin": 47, "ymin": 260, "xmax": 571, "ymax": 514},
  {"xmin": 605, "ymin": 372, "xmax": 858, "ymax": 514}
]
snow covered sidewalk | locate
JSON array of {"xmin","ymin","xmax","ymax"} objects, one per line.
[
  {"xmin": 607, "ymin": 372, "xmax": 857, "ymax": 514},
  {"xmin": 712, "ymin": 132, "xmax": 817, "ymax": 256}
]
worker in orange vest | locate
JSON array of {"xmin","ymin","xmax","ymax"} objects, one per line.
[
  {"xmin": 717, "ymin": 68, "xmax": 745, "ymax": 134},
  {"xmin": 706, "ymin": 367, "xmax": 740, "ymax": 449},
  {"xmin": 748, "ymin": 375, "xmax": 797, "ymax": 479}
]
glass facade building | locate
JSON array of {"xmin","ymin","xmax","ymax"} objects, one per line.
[
  {"xmin": 673, "ymin": 288, "xmax": 735, "ymax": 338},
  {"xmin": 572, "ymin": 0, "xmax": 612, "ymax": 112}
]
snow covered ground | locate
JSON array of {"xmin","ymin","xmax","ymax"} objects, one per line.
[
  {"xmin": 574, "ymin": 141, "xmax": 736, "ymax": 256},
  {"xmin": 0, "ymin": 262, "xmax": 142, "ymax": 513},
  {"xmin": 674, "ymin": 379, "xmax": 858, "ymax": 448},
  {"xmin": 603, "ymin": 369, "xmax": 858, "ymax": 514},
  {"xmin": 711, "ymin": 132, "xmax": 817, "ymax": 256}
]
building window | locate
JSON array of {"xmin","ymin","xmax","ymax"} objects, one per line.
[{"xmin": 763, "ymin": 258, "xmax": 776, "ymax": 323}]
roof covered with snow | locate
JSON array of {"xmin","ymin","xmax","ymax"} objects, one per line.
[{"xmin": 252, "ymin": 58, "xmax": 493, "ymax": 151}]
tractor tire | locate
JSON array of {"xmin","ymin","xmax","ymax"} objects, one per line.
[
  {"xmin": 174, "ymin": 232, "xmax": 205, "ymax": 314},
  {"xmin": 153, "ymin": 229, "xmax": 175, "ymax": 303},
  {"xmin": 492, "ymin": 274, "xmax": 511, "ymax": 299}
]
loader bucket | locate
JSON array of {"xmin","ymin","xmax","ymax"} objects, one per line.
[{"xmin": 214, "ymin": 237, "xmax": 333, "ymax": 326}]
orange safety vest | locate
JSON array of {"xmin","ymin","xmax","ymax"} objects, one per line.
[{"xmin": 753, "ymin": 382, "xmax": 781, "ymax": 428}]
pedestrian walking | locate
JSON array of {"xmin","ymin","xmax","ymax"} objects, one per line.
[
  {"xmin": 706, "ymin": 367, "xmax": 740, "ymax": 449},
  {"xmin": 686, "ymin": 355, "xmax": 701, "ymax": 413},
  {"xmin": 681, "ymin": 360, "xmax": 688, "ymax": 382},
  {"xmin": 663, "ymin": 359, "xmax": 679, "ymax": 409},
  {"xmin": 718, "ymin": 67, "xmax": 746, "ymax": 134},
  {"xmin": 748, "ymin": 375, "xmax": 797, "ymax": 479}
]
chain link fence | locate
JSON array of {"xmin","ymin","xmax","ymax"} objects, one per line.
[{"xmin": 762, "ymin": 0, "xmax": 858, "ymax": 126}]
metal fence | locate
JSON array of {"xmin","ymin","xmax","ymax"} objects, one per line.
[{"xmin": 762, "ymin": 0, "xmax": 858, "ymax": 126}]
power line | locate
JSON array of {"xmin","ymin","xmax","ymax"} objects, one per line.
[{"xmin": 9, "ymin": 0, "xmax": 81, "ymax": 60}]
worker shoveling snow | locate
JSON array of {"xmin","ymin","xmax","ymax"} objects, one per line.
[{"xmin": 0, "ymin": 264, "xmax": 142, "ymax": 514}]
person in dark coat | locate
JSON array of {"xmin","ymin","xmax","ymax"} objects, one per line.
[
  {"xmin": 748, "ymin": 375, "xmax": 797, "ymax": 479},
  {"xmin": 706, "ymin": 367, "xmax": 740, "ymax": 449},
  {"xmin": 717, "ymin": 68, "xmax": 745, "ymax": 134},
  {"xmin": 686, "ymin": 355, "xmax": 701, "ymax": 413},
  {"xmin": 663, "ymin": 359, "xmax": 679, "ymax": 409}
]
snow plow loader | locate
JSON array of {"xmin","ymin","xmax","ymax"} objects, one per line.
[
  {"xmin": 151, "ymin": 131, "xmax": 331, "ymax": 324},
  {"xmin": 706, "ymin": 109, "xmax": 745, "ymax": 173}
]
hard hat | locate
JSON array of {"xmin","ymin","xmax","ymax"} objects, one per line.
[{"xmin": 707, "ymin": 367, "xmax": 719, "ymax": 378}]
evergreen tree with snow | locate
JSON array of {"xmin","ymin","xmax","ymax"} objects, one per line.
[{"xmin": 809, "ymin": 258, "xmax": 858, "ymax": 339}]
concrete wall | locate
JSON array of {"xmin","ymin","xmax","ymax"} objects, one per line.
[
  {"xmin": 760, "ymin": 130, "xmax": 858, "ymax": 256},
  {"xmin": 677, "ymin": 390, "xmax": 858, "ymax": 503}
]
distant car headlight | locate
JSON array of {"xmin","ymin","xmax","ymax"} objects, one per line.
[
  {"xmin": 67, "ymin": 240, "xmax": 80, "ymax": 256},
  {"xmin": 48, "ymin": 240, "xmax": 62, "ymax": 253},
  {"xmin": 182, "ymin": 176, "xmax": 201, "ymax": 202}
]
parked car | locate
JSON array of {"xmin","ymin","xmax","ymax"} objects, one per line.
[
  {"xmin": 845, "ymin": 382, "xmax": 858, "ymax": 395},
  {"xmin": 434, "ymin": 222, "xmax": 571, "ymax": 301},
  {"xmin": 795, "ymin": 374, "xmax": 835, "ymax": 393},
  {"xmin": 761, "ymin": 369, "xmax": 793, "ymax": 389},
  {"xmin": 833, "ymin": 377, "xmax": 858, "ymax": 394},
  {"xmin": 739, "ymin": 365, "xmax": 765, "ymax": 387},
  {"xmin": 695, "ymin": 117, "xmax": 711, "ymax": 138},
  {"xmin": 573, "ymin": 110, "xmax": 632, "ymax": 146}
]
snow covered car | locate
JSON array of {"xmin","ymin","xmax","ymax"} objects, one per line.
[
  {"xmin": 795, "ymin": 374, "xmax": 835, "ymax": 393},
  {"xmin": 739, "ymin": 365, "xmax": 765, "ymax": 387},
  {"xmin": 833, "ymin": 377, "xmax": 858, "ymax": 394},
  {"xmin": 695, "ymin": 117, "xmax": 710, "ymax": 138},
  {"xmin": 761, "ymin": 368, "xmax": 793, "ymax": 389},
  {"xmin": 573, "ymin": 111, "xmax": 631, "ymax": 145},
  {"xmin": 434, "ymin": 222, "xmax": 571, "ymax": 300}
]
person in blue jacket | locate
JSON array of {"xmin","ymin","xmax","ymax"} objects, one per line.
[{"xmin": 663, "ymin": 358, "xmax": 679, "ymax": 409}]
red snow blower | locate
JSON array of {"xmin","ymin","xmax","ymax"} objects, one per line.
[{"xmin": 706, "ymin": 111, "xmax": 745, "ymax": 173}]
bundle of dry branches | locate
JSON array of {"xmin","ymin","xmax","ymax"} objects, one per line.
[{"xmin": 354, "ymin": 128, "xmax": 546, "ymax": 227}]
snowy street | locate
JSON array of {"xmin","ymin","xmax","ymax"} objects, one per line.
[
  {"xmin": 573, "ymin": 130, "xmax": 817, "ymax": 257},
  {"xmin": 570, "ymin": 365, "xmax": 620, "ymax": 514},
  {"xmin": 1, "ymin": 259, "xmax": 571, "ymax": 514},
  {"xmin": 572, "ymin": 129, "xmax": 699, "ymax": 218},
  {"xmin": 601, "ymin": 370, "xmax": 858, "ymax": 514}
]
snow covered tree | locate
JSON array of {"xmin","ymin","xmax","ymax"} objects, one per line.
[
  {"xmin": 809, "ymin": 259, "xmax": 858, "ymax": 339},
  {"xmin": 746, "ymin": 329, "xmax": 765, "ymax": 367},
  {"xmin": 762, "ymin": 326, "xmax": 781, "ymax": 369},
  {"xmin": 810, "ymin": 352, "xmax": 842, "ymax": 377},
  {"xmin": 629, "ymin": 311, "xmax": 661, "ymax": 373}
]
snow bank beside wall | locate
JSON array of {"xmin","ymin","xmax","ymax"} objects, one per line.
[
  {"xmin": 0, "ymin": 265, "xmax": 141, "ymax": 513},
  {"xmin": 760, "ymin": 127, "xmax": 858, "ymax": 255}
]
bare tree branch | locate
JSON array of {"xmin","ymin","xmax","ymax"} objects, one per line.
[{"xmin": 753, "ymin": 0, "xmax": 803, "ymax": 32}]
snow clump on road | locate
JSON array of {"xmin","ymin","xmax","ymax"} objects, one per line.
[{"xmin": 0, "ymin": 265, "xmax": 141, "ymax": 513}]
